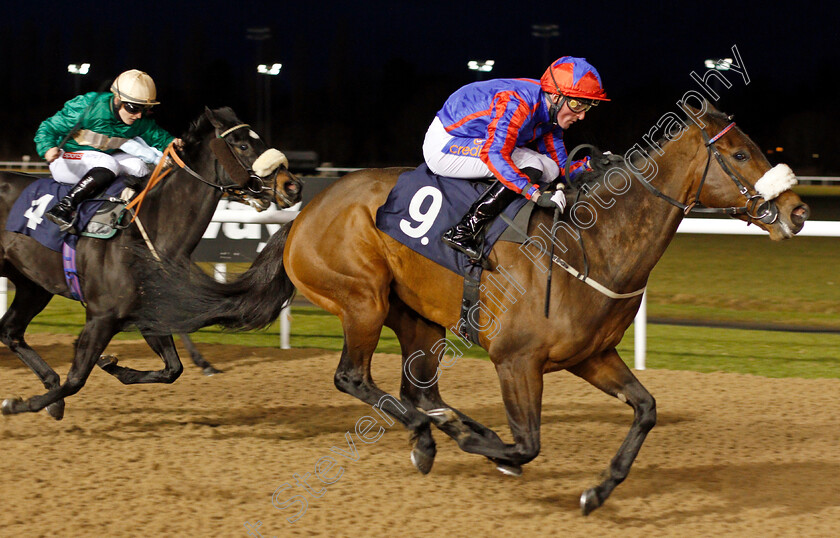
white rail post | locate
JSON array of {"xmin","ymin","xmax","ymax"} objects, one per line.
[
  {"xmin": 634, "ymin": 290, "xmax": 647, "ymax": 370},
  {"xmin": 213, "ymin": 263, "xmax": 227, "ymax": 283},
  {"xmin": 280, "ymin": 305, "xmax": 291, "ymax": 349},
  {"xmin": 0, "ymin": 277, "xmax": 7, "ymax": 317}
]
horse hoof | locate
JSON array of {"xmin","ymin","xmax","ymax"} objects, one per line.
[
  {"xmin": 46, "ymin": 400, "xmax": 65, "ymax": 421},
  {"xmin": 495, "ymin": 463, "xmax": 522, "ymax": 477},
  {"xmin": 410, "ymin": 446, "xmax": 435, "ymax": 475},
  {"xmin": 580, "ymin": 488, "xmax": 601, "ymax": 516},
  {"xmin": 1, "ymin": 398, "xmax": 22, "ymax": 416},
  {"xmin": 97, "ymin": 355, "xmax": 118, "ymax": 370},
  {"xmin": 202, "ymin": 365, "xmax": 223, "ymax": 376}
]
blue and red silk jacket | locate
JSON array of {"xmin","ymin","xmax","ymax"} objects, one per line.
[{"xmin": 435, "ymin": 78, "xmax": 589, "ymax": 199}]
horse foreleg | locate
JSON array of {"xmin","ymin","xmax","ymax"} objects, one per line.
[
  {"xmin": 568, "ymin": 349, "xmax": 656, "ymax": 516},
  {"xmin": 97, "ymin": 332, "xmax": 184, "ymax": 384},
  {"xmin": 2, "ymin": 317, "xmax": 117, "ymax": 416},
  {"xmin": 178, "ymin": 333, "xmax": 221, "ymax": 375},
  {"xmin": 0, "ymin": 280, "xmax": 65, "ymax": 419}
]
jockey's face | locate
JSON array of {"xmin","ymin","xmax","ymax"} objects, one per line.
[
  {"xmin": 116, "ymin": 99, "xmax": 144, "ymax": 125},
  {"xmin": 556, "ymin": 100, "xmax": 586, "ymax": 129}
]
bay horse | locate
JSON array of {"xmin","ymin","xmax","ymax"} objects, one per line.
[
  {"xmin": 0, "ymin": 107, "xmax": 302, "ymax": 420},
  {"xmin": 134, "ymin": 104, "xmax": 809, "ymax": 514}
]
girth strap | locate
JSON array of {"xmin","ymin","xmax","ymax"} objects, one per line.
[
  {"xmin": 62, "ymin": 242, "xmax": 86, "ymax": 305},
  {"xmin": 458, "ymin": 263, "xmax": 483, "ymax": 344}
]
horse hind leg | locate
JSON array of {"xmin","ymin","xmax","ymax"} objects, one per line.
[
  {"xmin": 423, "ymin": 355, "xmax": 546, "ymax": 476},
  {"xmin": 384, "ymin": 297, "xmax": 441, "ymax": 474},
  {"xmin": 97, "ymin": 331, "xmax": 184, "ymax": 384},
  {"xmin": 332, "ymin": 307, "xmax": 434, "ymax": 467},
  {"xmin": 0, "ymin": 280, "xmax": 65, "ymax": 419},
  {"xmin": 178, "ymin": 333, "xmax": 222, "ymax": 375},
  {"xmin": 387, "ymin": 299, "xmax": 523, "ymax": 474},
  {"xmin": 568, "ymin": 349, "xmax": 656, "ymax": 516}
]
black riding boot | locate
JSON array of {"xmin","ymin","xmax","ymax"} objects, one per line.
[
  {"xmin": 442, "ymin": 180, "xmax": 520, "ymax": 260},
  {"xmin": 46, "ymin": 167, "xmax": 116, "ymax": 233}
]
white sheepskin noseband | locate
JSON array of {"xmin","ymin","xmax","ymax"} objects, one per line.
[
  {"xmin": 754, "ymin": 164, "xmax": 797, "ymax": 200},
  {"xmin": 253, "ymin": 149, "xmax": 289, "ymax": 177}
]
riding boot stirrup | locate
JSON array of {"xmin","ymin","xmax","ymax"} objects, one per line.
[{"xmin": 45, "ymin": 167, "xmax": 117, "ymax": 234}]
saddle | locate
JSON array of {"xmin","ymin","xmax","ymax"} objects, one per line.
[
  {"xmin": 80, "ymin": 190, "xmax": 135, "ymax": 239},
  {"xmin": 375, "ymin": 164, "xmax": 529, "ymax": 276},
  {"xmin": 6, "ymin": 177, "xmax": 135, "ymax": 252}
]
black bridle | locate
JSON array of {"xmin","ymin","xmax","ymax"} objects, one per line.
[
  {"xmin": 214, "ymin": 123, "xmax": 278, "ymax": 196},
  {"xmin": 176, "ymin": 122, "xmax": 282, "ymax": 204},
  {"xmin": 632, "ymin": 121, "xmax": 779, "ymax": 224}
]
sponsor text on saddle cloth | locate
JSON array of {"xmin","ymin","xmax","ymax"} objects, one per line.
[
  {"xmin": 375, "ymin": 164, "xmax": 528, "ymax": 275},
  {"xmin": 6, "ymin": 177, "xmax": 130, "ymax": 252}
]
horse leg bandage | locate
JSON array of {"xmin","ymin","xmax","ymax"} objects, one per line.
[
  {"xmin": 755, "ymin": 164, "xmax": 797, "ymax": 200},
  {"xmin": 210, "ymin": 138, "xmax": 251, "ymax": 185}
]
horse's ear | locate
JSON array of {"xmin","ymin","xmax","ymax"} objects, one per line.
[{"xmin": 204, "ymin": 107, "xmax": 223, "ymax": 129}]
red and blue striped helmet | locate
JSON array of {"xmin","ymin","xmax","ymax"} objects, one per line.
[{"xmin": 540, "ymin": 56, "xmax": 609, "ymax": 101}]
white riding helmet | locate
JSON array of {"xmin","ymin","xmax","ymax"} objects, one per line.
[{"xmin": 111, "ymin": 69, "xmax": 160, "ymax": 106}]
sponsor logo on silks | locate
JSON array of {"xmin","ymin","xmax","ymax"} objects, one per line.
[
  {"xmin": 446, "ymin": 138, "xmax": 484, "ymax": 157},
  {"xmin": 62, "ymin": 152, "xmax": 83, "ymax": 160}
]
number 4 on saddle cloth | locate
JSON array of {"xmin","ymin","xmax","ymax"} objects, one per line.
[
  {"xmin": 375, "ymin": 164, "xmax": 531, "ymax": 277},
  {"xmin": 5, "ymin": 177, "xmax": 135, "ymax": 302}
]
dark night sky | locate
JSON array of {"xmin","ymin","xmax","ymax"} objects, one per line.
[{"xmin": 3, "ymin": 1, "xmax": 839, "ymax": 172}]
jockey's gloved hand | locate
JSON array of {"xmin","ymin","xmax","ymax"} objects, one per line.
[{"xmin": 533, "ymin": 189, "xmax": 567, "ymax": 212}]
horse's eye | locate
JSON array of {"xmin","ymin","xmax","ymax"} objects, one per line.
[
  {"xmin": 734, "ymin": 151, "xmax": 749, "ymax": 162},
  {"xmin": 239, "ymin": 143, "xmax": 249, "ymax": 151}
]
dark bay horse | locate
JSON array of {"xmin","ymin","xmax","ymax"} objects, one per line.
[
  {"xmin": 0, "ymin": 107, "xmax": 301, "ymax": 420},
  {"xmin": 137, "ymin": 105, "xmax": 809, "ymax": 514}
]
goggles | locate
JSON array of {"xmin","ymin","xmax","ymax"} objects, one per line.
[
  {"xmin": 565, "ymin": 97, "xmax": 598, "ymax": 113},
  {"xmin": 122, "ymin": 101, "xmax": 153, "ymax": 115}
]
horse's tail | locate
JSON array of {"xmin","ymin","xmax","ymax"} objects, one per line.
[{"xmin": 134, "ymin": 222, "xmax": 295, "ymax": 334}]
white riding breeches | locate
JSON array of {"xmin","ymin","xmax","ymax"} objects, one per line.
[
  {"xmin": 49, "ymin": 149, "xmax": 150, "ymax": 185},
  {"xmin": 422, "ymin": 116, "xmax": 560, "ymax": 184}
]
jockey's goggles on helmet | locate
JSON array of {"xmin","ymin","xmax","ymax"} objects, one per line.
[
  {"xmin": 565, "ymin": 96, "xmax": 598, "ymax": 113},
  {"xmin": 123, "ymin": 101, "xmax": 153, "ymax": 115}
]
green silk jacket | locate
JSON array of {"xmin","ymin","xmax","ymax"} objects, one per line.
[{"xmin": 34, "ymin": 92, "xmax": 175, "ymax": 158}]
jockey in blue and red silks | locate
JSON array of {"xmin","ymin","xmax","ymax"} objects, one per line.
[{"xmin": 423, "ymin": 56, "xmax": 610, "ymax": 260}]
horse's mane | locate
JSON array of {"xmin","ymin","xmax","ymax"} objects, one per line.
[
  {"xmin": 180, "ymin": 106, "xmax": 239, "ymax": 151},
  {"xmin": 567, "ymin": 106, "xmax": 732, "ymax": 190},
  {"xmin": 124, "ymin": 107, "xmax": 240, "ymax": 196}
]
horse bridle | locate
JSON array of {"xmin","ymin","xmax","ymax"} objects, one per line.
[
  {"xmin": 632, "ymin": 121, "xmax": 779, "ymax": 224},
  {"xmin": 175, "ymin": 122, "xmax": 282, "ymax": 203},
  {"xmin": 540, "ymin": 127, "xmax": 783, "ymax": 309}
]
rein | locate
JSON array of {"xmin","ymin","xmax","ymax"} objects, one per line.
[
  {"xmin": 539, "ymin": 144, "xmax": 643, "ymax": 312},
  {"xmin": 125, "ymin": 123, "xmax": 277, "ymax": 222},
  {"xmin": 631, "ymin": 121, "xmax": 778, "ymax": 224},
  {"xmin": 537, "ymin": 121, "xmax": 786, "ymax": 305},
  {"xmin": 124, "ymin": 143, "xmax": 182, "ymax": 222}
]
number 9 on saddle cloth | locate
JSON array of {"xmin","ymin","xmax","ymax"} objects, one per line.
[{"xmin": 375, "ymin": 164, "xmax": 530, "ymax": 276}]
